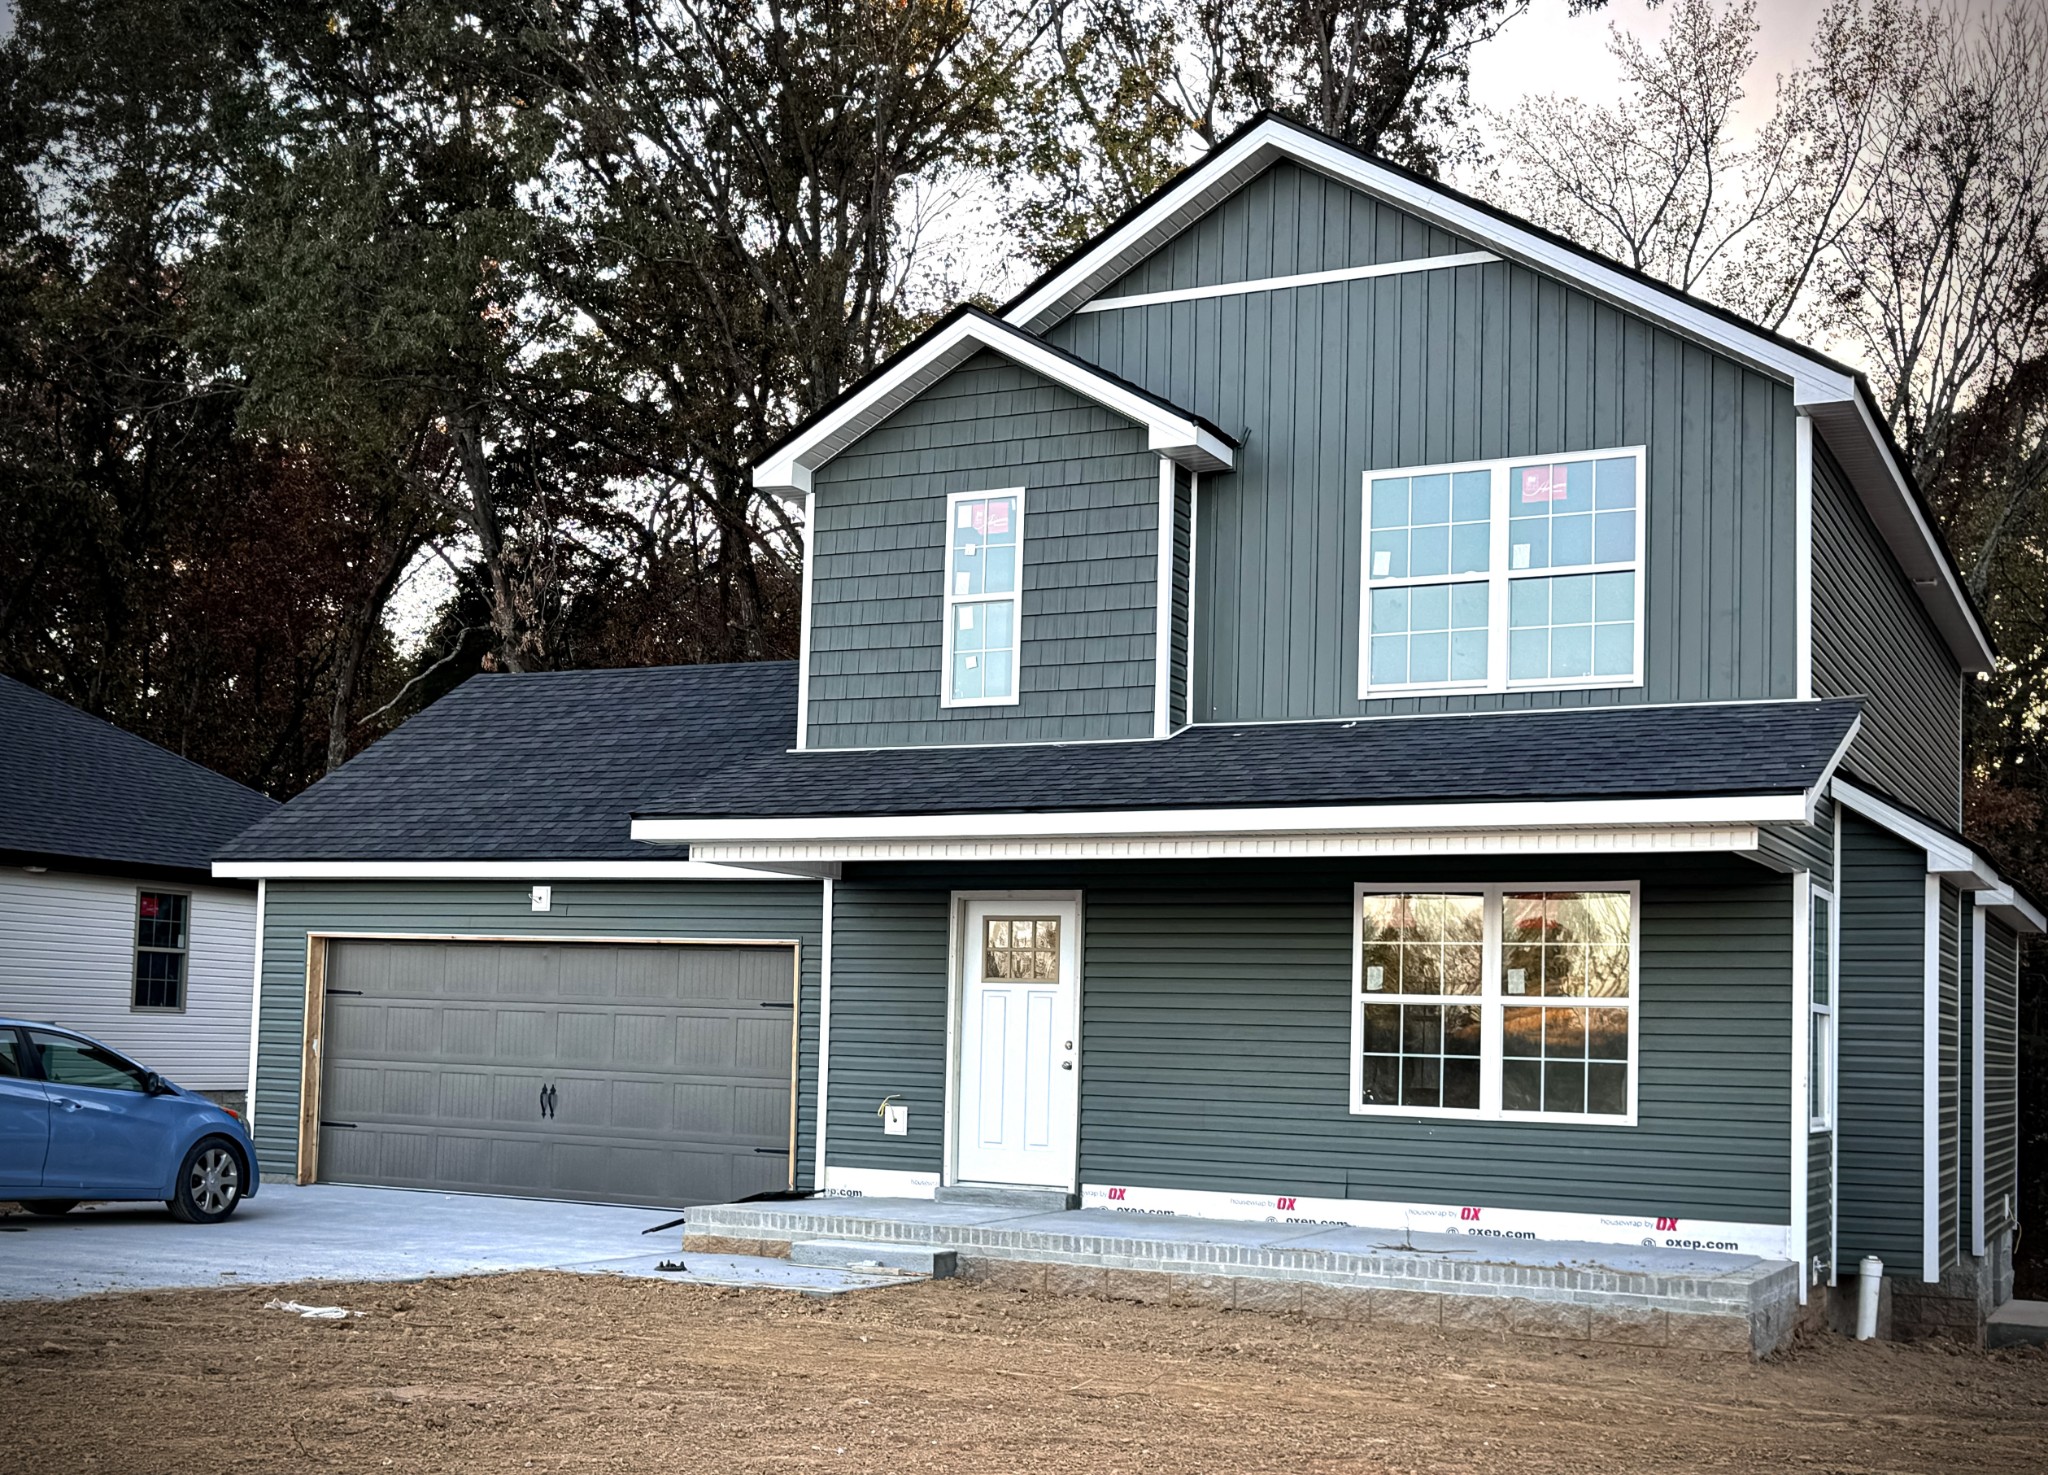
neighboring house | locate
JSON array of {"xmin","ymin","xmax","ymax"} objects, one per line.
[
  {"xmin": 0, "ymin": 675, "xmax": 278, "ymax": 1107},
  {"xmin": 217, "ymin": 115, "xmax": 2037, "ymax": 1340}
]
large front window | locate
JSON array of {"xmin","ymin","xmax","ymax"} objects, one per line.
[
  {"xmin": 1353, "ymin": 885, "xmax": 1637, "ymax": 1120},
  {"xmin": 944, "ymin": 489, "xmax": 1023, "ymax": 706},
  {"xmin": 1361, "ymin": 448, "xmax": 1645, "ymax": 696}
]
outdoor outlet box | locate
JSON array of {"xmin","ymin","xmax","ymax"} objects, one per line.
[
  {"xmin": 883, "ymin": 1102, "xmax": 908, "ymax": 1136},
  {"xmin": 530, "ymin": 885, "xmax": 552, "ymax": 913}
]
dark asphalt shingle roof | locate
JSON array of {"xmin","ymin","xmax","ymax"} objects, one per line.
[
  {"xmin": 225, "ymin": 659, "xmax": 1858, "ymax": 861},
  {"xmin": 219, "ymin": 662, "xmax": 797, "ymax": 862},
  {"xmin": 643, "ymin": 697, "xmax": 1864, "ymax": 820},
  {"xmin": 0, "ymin": 674, "xmax": 279, "ymax": 877}
]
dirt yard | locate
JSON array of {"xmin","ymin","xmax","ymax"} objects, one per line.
[{"xmin": 2, "ymin": 1273, "xmax": 2043, "ymax": 1474}]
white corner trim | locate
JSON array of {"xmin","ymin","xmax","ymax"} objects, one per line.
[
  {"xmin": 1795, "ymin": 414, "xmax": 1814, "ymax": 701},
  {"xmin": 681, "ymin": 824, "xmax": 1761, "ymax": 866},
  {"xmin": 1829, "ymin": 779, "xmax": 1989, "ymax": 883},
  {"xmin": 1076, "ymin": 250, "xmax": 1499, "ymax": 313},
  {"xmin": 751, "ymin": 312, "xmax": 1233, "ymax": 497},
  {"xmin": 243, "ymin": 877, "xmax": 266, "ymax": 1121},
  {"xmin": 634, "ymin": 794, "xmax": 1804, "ymax": 848},
  {"xmin": 1184, "ymin": 472, "xmax": 1200, "ymax": 726},
  {"xmin": 1791, "ymin": 872, "xmax": 1811, "ymax": 1303},
  {"xmin": 1971, "ymin": 902, "xmax": 1987, "ymax": 1259},
  {"xmin": 210, "ymin": 859, "xmax": 811, "ymax": 882},
  {"xmin": 813, "ymin": 876, "xmax": 834, "ymax": 1194},
  {"xmin": 1154, "ymin": 459, "xmax": 1176, "ymax": 739},
  {"xmin": 1923, "ymin": 872, "xmax": 1942, "ymax": 1283},
  {"xmin": 795, "ymin": 490, "xmax": 817, "ymax": 749}
]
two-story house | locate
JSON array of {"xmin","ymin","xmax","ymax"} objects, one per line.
[{"xmin": 218, "ymin": 115, "xmax": 2036, "ymax": 1347}]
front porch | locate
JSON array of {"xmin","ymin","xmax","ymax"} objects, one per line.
[{"xmin": 686, "ymin": 1195, "xmax": 1803, "ymax": 1357}]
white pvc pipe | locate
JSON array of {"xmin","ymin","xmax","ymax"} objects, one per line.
[{"xmin": 1856, "ymin": 1255, "xmax": 1883, "ymax": 1340}]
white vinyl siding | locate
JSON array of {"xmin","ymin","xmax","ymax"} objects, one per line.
[{"xmin": 0, "ymin": 870, "xmax": 256, "ymax": 1091}]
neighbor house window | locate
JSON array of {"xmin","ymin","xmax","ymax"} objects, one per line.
[
  {"xmin": 943, "ymin": 489, "xmax": 1024, "ymax": 706},
  {"xmin": 1809, "ymin": 885, "xmax": 1835, "ymax": 1131},
  {"xmin": 133, "ymin": 890, "xmax": 189, "ymax": 1011},
  {"xmin": 1361, "ymin": 448, "xmax": 1644, "ymax": 696},
  {"xmin": 1354, "ymin": 884, "xmax": 1637, "ymax": 1121}
]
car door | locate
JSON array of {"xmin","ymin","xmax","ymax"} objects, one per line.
[
  {"xmin": 28, "ymin": 1029, "xmax": 178, "ymax": 1194},
  {"xmin": 0, "ymin": 1028, "xmax": 50, "ymax": 1189}
]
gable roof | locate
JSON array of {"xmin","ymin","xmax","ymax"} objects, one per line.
[
  {"xmin": 751, "ymin": 306, "xmax": 1236, "ymax": 498},
  {"xmin": 0, "ymin": 674, "xmax": 278, "ymax": 881},
  {"xmin": 215, "ymin": 662, "xmax": 798, "ymax": 866},
  {"xmin": 996, "ymin": 112, "xmax": 1992, "ymax": 673}
]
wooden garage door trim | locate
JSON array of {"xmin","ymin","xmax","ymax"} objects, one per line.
[{"xmin": 297, "ymin": 932, "xmax": 802, "ymax": 1188}]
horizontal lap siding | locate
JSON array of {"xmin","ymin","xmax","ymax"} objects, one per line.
[
  {"xmin": 806, "ymin": 353, "xmax": 1161, "ymax": 747},
  {"xmin": 1836, "ymin": 812, "xmax": 1927, "ymax": 1277},
  {"xmin": 824, "ymin": 860, "xmax": 1793, "ymax": 1224},
  {"xmin": 1172, "ymin": 467, "xmax": 1192, "ymax": 726},
  {"xmin": 1759, "ymin": 798, "xmax": 1834, "ymax": 883},
  {"xmin": 1983, "ymin": 917, "xmax": 2019, "ymax": 1240},
  {"xmin": 1811, "ymin": 441, "xmax": 1964, "ymax": 824},
  {"xmin": 1811, "ymin": 1130, "xmax": 1833, "ymax": 1269},
  {"xmin": 1050, "ymin": 178, "xmax": 1797, "ymax": 724},
  {"xmin": 253, "ymin": 881, "xmax": 822, "ymax": 1187},
  {"xmin": 1941, "ymin": 883, "xmax": 1961, "ymax": 1270}
]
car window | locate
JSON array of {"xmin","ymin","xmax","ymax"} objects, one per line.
[
  {"xmin": 28, "ymin": 1031, "xmax": 150, "ymax": 1093},
  {"xmin": 0, "ymin": 1034, "xmax": 21, "ymax": 1078}
]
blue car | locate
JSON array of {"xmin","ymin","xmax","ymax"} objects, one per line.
[{"xmin": 0, "ymin": 1017, "xmax": 259, "ymax": 1222}]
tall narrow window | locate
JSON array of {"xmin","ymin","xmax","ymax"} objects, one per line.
[
  {"xmin": 944, "ymin": 489, "xmax": 1023, "ymax": 706},
  {"xmin": 133, "ymin": 890, "xmax": 189, "ymax": 1011},
  {"xmin": 1360, "ymin": 448, "xmax": 1644, "ymax": 697},
  {"xmin": 1810, "ymin": 886, "xmax": 1835, "ymax": 1130},
  {"xmin": 1353, "ymin": 883, "xmax": 1637, "ymax": 1121}
]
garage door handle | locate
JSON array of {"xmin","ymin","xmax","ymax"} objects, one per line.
[{"xmin": 539, "ymin": 1084, "xmax": 557, "ymax": 1119}]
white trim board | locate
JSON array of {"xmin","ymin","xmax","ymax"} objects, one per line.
[
  {"xmin": 212, "ymin": 859, "xmax": 810, "ymax": 882},
  {"xmin": 751, "ymin": 310, "xmax": 1233, "ymax": 498},
  {"xmin": 1971, "ymin": 901, "xmax": 1987, "ymax": 1259},
  {"xmin": 1790, "ymin": 873, "xmax": 1812, "ymax": 1302},
  {"xmin": 1829, "ymin": 779, "xmax": 1993, "ymax": 885},
  {"xmin": 813, "ymin": 877, "xmax": 835, "ymax": 1194},
  {"xmin": 1076, "ymin": 250, "xmax": 1498, "ymax": 312},
  {"xmin": 683, "ymin": 825, "xmax": 1761, "ymax": 866},
  {"xmin": 1153, "ymin": 459, "xmax": 1176, "ymax": 738},
  {"xmin": 1001, "ymin": 115, "xmax": 1992, "ymax": 673},
  {"xmin": 1922, "ymin": 873, "xmax": 1943, "ymax": 1283}
]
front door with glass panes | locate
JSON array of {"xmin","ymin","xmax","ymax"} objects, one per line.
[
  {"xmin": 1354, "ymin": 886, "xmax": 1637, "ymax": 1121},
  {"xmin": 953, "ymin": 898, "xmax": 1079, "ymax": 1187}
]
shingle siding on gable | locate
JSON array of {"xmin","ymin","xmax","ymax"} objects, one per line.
[
  {"xmin": 1098, "ymin": 160, "xmax": 1481, "ymax": 299},
  {"xmin": 1811, "ymin": 440, "xmax": 1963, "ymax": 824},
  {"xmin": 1050, "ymin": 188, "xmax": 1798, "ymax": 723},
  {"xmin": 805, "ymin": 352, "xmax": 1161, "ymax": 748}
]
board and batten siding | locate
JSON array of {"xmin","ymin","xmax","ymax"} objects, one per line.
[
  {"xmin": 1048, "ymin": 163, "xmax": 1800, "ymax": 723},
  {"xmin": 825, "ymin": 858, "xmax": 1795, "ymax": 1225},
  {"xmin": 1981, "ymin": 913, "xmax": 2019, "ymax": 1243},
  {"xmin": 251, "ymin": 880, "xmax": 822, "ymax": 1187},
  {"xmin": 805, "ymin": 351, "xmax": 1163, "ymax": 748},
  {"xmin": 0, "ymin": 869, "xmax": 256, "ymax": 1092},
  {"xmin": 1836, "ymin": 811, "xmax": 1929, "ymax": 1278},
  {"xmin": 1811, "ymin": 440, "xmax": 1964, "ymax": 824}
]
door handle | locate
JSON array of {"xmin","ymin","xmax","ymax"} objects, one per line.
[
  {"xmin": 1060, "ymin": 1061, "xmax": 1073, "ymax": 1071},
  {"xmin": 55, "ymin": 1097, "xmax": 82, "ymax": 1111}
]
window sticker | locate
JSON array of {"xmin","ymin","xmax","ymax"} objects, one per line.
[
  {"xmin": 1506, "ymin": 967, "xmax": 1526, "ymax": 995},
  {"xmin": 1366, "ymin": 966, "xmax": 1385, "ymax": 991},
  {"xmin": 957, "ymin": 504, "xmax": 974, "ymax": 528},
  {"xmin": 954, "ymin": 572, "xmax": 970, "ymax": 595},
  {"xmin": 959, "ymin": 606, "xmax": 974, "ymax": 630},
  {"xmin": 1511, "ymin": 544, "xmax": 1530, "ymax": 569},
  {"xmin": 987, "ymin": 499, "xmax": 1010, "ymax": 534},
  {"xmin": 1521, "ymin": 466, "xmax": 1566, "ymax": 503},
  {"xmin": 1373, "ymin": 549, "xmax": 1391, "ymax": 577}
]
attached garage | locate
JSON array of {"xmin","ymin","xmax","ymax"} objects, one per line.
[{"xmin": 303, "ymin": 937, "xmax": 800, "ymax": 1208}]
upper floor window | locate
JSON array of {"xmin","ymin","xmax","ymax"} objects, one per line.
[
  {"xmin": 133, "ymin": 890, "xmax": 189, "ymax": 1011},
  {"xmin": 944, "ymin": 489, "xmax": 1023, "ymax": 707},
  {"xmin": 1361, "ymin": 448, "xmax": 1645, "ymax": 697}
]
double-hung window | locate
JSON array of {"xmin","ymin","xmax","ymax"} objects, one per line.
[
  {"xmin": 1809, "ymin": 884, "xmax": 1836, "ymax": 1131},
  {"xmin": 1353, "ymin": 884, "xmax": 1637, "ymax": 1121},
  {"xmin": 1362, "ymin": 447, "xmax": 1645, "ymax": 696},
  {"xmin": 943, "ymin": 489, "xmax": 1023, "ymax": 706},
  {"xmin": 133, "ymin": 890, "xmax": 189, "ymax": 1011}
]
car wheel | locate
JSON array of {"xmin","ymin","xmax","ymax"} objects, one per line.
[
  {"xmin": 166, "ymin": 1137, "xmax": 246, "ymax": 1224},
  {"xmin": 21, "ymin": 1200, "xmax": 80, "ymax": 1216}
]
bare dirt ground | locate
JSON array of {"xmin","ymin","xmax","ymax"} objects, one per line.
[{"xmin": 2, "ymin": 1272, "xmax": 2044, "ymax": 1474}]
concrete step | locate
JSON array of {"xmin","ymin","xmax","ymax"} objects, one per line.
[
  {"xmin": 1987, "ymin": 1298, "xmax": 2048, "ymax": 1349},
  {"xmin": 789, "ymin": 1239, "xmax": 957, "ymax": 1279},
  {"xmin": 933, "ymin": 1184, "xmax": 1077, "ymax": 1213}
]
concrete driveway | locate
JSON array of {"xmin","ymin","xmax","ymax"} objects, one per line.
[{"xmin": 0, "ymin": 1184, "xmax": 898, "ymax": 1302}]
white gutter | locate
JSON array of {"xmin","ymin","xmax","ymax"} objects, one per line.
[{"xmin": 212, "ymin": 859, "xmax": 808, "ymax": 882}]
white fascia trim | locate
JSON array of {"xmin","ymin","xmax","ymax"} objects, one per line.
[
  {"xmin": 1829, "ymin": 778, "xmax": 1990, "ymax": 883},
  {"xmin": 211, "ymin": 859, "xmax": 810, "ymax": 882},
  {"xmin": 684, "ymin": 824, "xmax": 1759, "ymax": 866},
  {"xmin": 634, "ymin": 794, "xmax": 1805, "ymax": 847},
  {"xmin": 1795, "ymin": 414, "xmax": 1814, "ymax": 701},
  {"xmin": 1971, "ymin": 902, "xmax": 1987, "ymax": 1259},
  {"xmin": 751, "ymin": 314, "xmax": 1233, "ymax": 497},
  {"xmin": 1974, "ymin": 885, "xmax": 2047, "ymax": 934},
  {"xmin": 1153, "ymin": 459, "xmax": 1175, "ymax": 739},
  {"xmin": 1922, "ymin": 872, "xmax": 1942, "ymax": 1283},
  {"xmin": 795, "ymin": 490, "xmax": 817, "ymax": 749},
  {"xmin": 1075, "ymin": 250, "xmax": 1499, "ymax": 312}
]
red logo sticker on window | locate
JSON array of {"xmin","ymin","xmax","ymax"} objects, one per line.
[
  {"xmin": 987, "ymin": 499, "xmax": 1010, "ymax": 534},
  {"xmin": 139, "ymin": 896, "xmax": 159, "ymax": 918},
  {"xmin": 1521, "ymin": 466, "xmax": 1566, "ymax": 503}
]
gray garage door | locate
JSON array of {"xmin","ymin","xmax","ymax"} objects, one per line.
[{"xmin": 318, "ymin": 940, "xmax": 795, "ymax": 1208}]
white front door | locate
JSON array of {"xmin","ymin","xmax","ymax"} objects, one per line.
[{"xmin": 954, "ymin": 898, "xmax": 1079, "ymax": 1188}]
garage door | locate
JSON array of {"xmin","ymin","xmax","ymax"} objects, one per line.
[{"xmin": 316, "ymin": 940, "xmax": 795, "ymax": 1208}]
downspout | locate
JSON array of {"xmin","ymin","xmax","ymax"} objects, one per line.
[
  {"xmin": 1153, "ymin": 458, "xmax": 1175, "ymax": 739},
  {"xmin": 812, "ymin": 876, "xmax": 834, "ymax": 1192},
  {"xmin": 243, "ymin": 878, "xmax": 266, "ymax": 1129}
]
